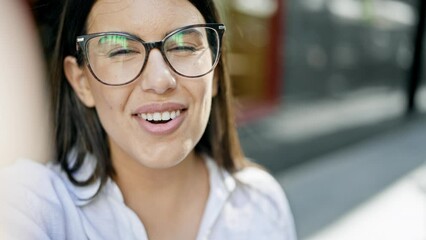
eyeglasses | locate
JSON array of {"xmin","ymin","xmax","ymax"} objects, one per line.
[{"xmin": 76, "ymin": 23, "xmax": 226, "ymax": 86}]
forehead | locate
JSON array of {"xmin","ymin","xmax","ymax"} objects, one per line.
[{"xmin": 87, "ymin": 0, "xmax": 205, "ymax": 37}]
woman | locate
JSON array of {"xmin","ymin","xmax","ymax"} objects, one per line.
[{"xmin": 0, "ymin": 0, "xmax": 297, "ymax": 239}]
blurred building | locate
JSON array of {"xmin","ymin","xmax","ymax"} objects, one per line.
[
  {"xmin": 216, "ymin": 0, "xmax": 284, "ymax": 122},
  {"xmin": 219, "ymin": 0, "xmax": 423, "ymax": 170}
]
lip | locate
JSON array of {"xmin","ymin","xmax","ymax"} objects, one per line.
[
  {"xmin": 133, "ymin": 102, "xmax": 187, "ymax": 114},
  {"xmin": 132, "ymin": 102, "xmax": 187, "ymax": 135}
]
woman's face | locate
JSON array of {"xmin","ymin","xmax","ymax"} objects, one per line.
[{"xmin": 66, "ymin": 0, "xmax": 216, "ymax": 169}]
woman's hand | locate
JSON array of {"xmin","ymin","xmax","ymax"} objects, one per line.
[{"xmin": 0, "ymin": 0, "xmax": 52, "ymax": 166}]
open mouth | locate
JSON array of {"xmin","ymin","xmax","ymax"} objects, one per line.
[{"xmin": 134, "ymin": 109, "xmax": 186, "ymax": 124}]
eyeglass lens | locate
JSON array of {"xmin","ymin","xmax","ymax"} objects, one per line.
[{"xmin": 85, "ymin": 26, "xmax": 220, "ymax": 85}]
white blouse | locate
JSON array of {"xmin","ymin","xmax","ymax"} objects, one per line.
[{"xmin": 0, "ymin": 156, "xmax": 297, "ymax": 240}]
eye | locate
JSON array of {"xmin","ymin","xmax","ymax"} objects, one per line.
[
  {"xmin": 167, "ymin": 44, "xmax": 199, "ymax": 53},
  {"xmin": 165, "ymin": 29, "xmax": 207, "ymax": 55},
  {"xmin": 108, "ymin": 48, "xmax": 139, "ymax": 58}
]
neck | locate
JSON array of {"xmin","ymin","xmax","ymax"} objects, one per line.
[
  {"xmin": 112, "ymin": 151, "xmax": 204, "ymax": 197},
  {"xmin": 110, "ymin": 150, "xmax": 210, "ymax": 240}
]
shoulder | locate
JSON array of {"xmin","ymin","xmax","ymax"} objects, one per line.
[
  {"xmin": 0, "ymin": 159, "xmax": 65, "ymax": 197},
  {"xmin": 0, "ymin": 159, "xmax": 78, "ymax": 239},
  {"xmin": 232, "ymin": 165, "xmax": 297, "ymax": 239},
  {"xmin": 235, "ymin": 165, "xmax": 285, "ymax": 201},
  {"xmin": 0, "ymin": 159, "xmax": 67, "ymax": 198},
  {"xmin": 234, "ymin": 165, "xmax": 287, "ymax": 206}
]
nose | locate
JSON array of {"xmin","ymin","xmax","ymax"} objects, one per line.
[{"xmin": 140, "ymin": 49, "xmax": 177, "ymax": 95}]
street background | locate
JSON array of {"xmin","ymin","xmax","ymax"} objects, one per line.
[{"xmin": 226, "ymin": 0, "xmax": 426, "ymax": 239}]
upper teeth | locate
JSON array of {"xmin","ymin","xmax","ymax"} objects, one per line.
[{"xmin": 139, "ymin": 110, "xmax": 181, "ymax": 122}]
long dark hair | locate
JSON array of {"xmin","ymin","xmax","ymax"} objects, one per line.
[{"xmin": 51, "ymin": 0, "xmax": 246, "ymax": 189}]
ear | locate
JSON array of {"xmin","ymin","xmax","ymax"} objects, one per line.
[{"xmin": 63, "ymin": 56, "xmax": 95, "ymax": 107}]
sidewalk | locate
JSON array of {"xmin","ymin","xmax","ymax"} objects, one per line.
[
  {"xmin": 307, "ymin": 164, "xmax": 426, "ymax": 240},
  {"xmin": 275, "ymin": 115, "xmax": 426, "ymax": 239},
  {"xmin": 239, "ymin": 88, "xmax": 407, "ymax": 171}
]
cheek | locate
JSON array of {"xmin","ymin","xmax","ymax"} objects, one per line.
[
  {"xmin": 195, "ymin": 80, "xmax": 214, "ymax": 123},
  {"xmin": 201, "ymin": 90, "xmax": 213, "ymax": 114},
  {"xmin": 88, "ymin": 81, "xmax": 130, "ymax": 128}
]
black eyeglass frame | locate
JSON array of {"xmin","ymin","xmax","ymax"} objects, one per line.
[{"xmin": 76, "ymin": 23, "xmax": 226, "ymax": 86}]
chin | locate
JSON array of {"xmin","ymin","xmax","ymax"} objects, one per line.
[{"xmin": 136, "ymin": 152, "xmax": 187, "ymax": 169}]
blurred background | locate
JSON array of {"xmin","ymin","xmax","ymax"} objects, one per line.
[{"xmin": 216, "ymin": 0, "xmax": 426, "ymax": 239}]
